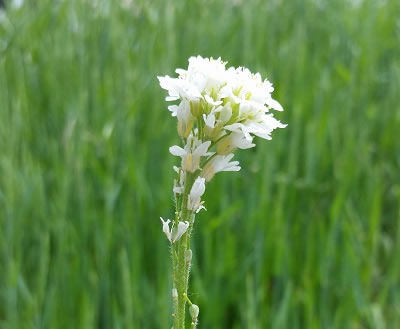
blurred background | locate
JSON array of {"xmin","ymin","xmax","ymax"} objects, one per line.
[{"xmin": 0, "ymin": 0, "xmax": 400, "ymax": 328}]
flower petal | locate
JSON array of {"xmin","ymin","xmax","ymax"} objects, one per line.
[
  {"xmin": 172, "ymin": 221, "xmax": 189, "ymax": 243},
  {"xmin": 266, "ymin": 98, "xmax": 284, "ymax": 111},
  {"xmin": 193, "ymin": 141, "xmax": 211, "ymax": 158},
  {"xmin": 160, "ymin": 217, "xmax": 172, "ymax": 242},
  {"xmin": 169, "ymin": 145, "xmax": 187, "ymax": 157}
]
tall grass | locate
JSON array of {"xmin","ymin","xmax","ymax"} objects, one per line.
[{"xmin": 0, "ymin": 0, "xmax": 399, "ymax": 328}]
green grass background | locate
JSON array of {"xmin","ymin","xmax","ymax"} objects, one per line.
[{"xmin": 1, "ymin": 0, "xmax": 400, "ymax": 328}]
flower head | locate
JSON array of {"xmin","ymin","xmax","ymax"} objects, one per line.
[
  {"xmin": 159, "ymin": 56, "xmax": 285, "ymax": 148},
  {"xmin": 159, "ymin": 56, "xmax": 286, "ymax": 225}
]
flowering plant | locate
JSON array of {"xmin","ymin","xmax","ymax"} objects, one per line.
[{"xmin": 158, "ymin": 56, "xmax": 286, "ymax": 329}]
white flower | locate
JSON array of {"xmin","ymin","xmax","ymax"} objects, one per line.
[
  {"xmin": 159, "ymin": 56, "xmax": 286, "ymax": 218},
  {"xmin": 173, "ymin": 182, "xmax": 184, "ymax": 194},
  {"xmin": 173, "ymin": 168, "xmax": 185, "ymax": 194},
  {"xmin": 204, "ymin": 94, "xmax": 223, "ymax": 106},
  {"xmin": 224, "ymin": 123, "xmax": 253, "ymax": 141},
  {"xmin": 168, "ymin": 100, "xmax": 194, "ymax": 138},
  {"xmin": 160, "ymin": 217, "xmax": 172, "ymax": 242},
  {"xmin": 216, "ymin": 132, "xmax": 255, "ymax": 155},
  {"xmin": 202, "ymin": 153, "xmax": 241, "ymax": 182},
  {"xmin": 158, "ymin": 76, "xmax": 202, "ymax": 102},
  {"xmin": 160, "ymin": 217, "xmax": 190, "ymax": 243},
  {"xmin": 245, "ymin": 115, "xmax": 287, "ymax": 140},
  {"xmin": 169, "ymin": 139, "xmax": 212, "ymax": 173},
  {"xmin": 172, "ymin": 221, "xmax": 190, "ymax": 242},
  {"xmin": 265, "ymin": 97, "xmax": 284, "ymax": 112},
  {"xmin": 159, "ymin": 56, "xmax": 286, "ymax": 146},
  {"xmin": 180, "ymin": 56, "xmax": 227, "ymax": 93},
  {"xmin": 202, "ymin": 104, "xmax": 234, "ymax": 140},
  {"xmin": 190, "ymin": 177, "xmax": 206, "ymax": 200},
  {"xmin": 203, "ymin": 113, "xmax": 216, "ymax": 128},
  {"xmin": 203, "ymin": 106, "xmax": 231, "ymax": 140},
  {"xmin": 217, "ymin": 105, "xmax": 232, "ymax": 125},
  {"xmin": 188, "ymin": 177, "xmax": 206, "ymax": 212}
]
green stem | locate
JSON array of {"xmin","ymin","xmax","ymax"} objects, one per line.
[{"xmin": 173, "ymin": 173, "xmax": 196, "ymax": 329}]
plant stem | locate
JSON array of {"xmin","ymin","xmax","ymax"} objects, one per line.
[{"xmin": 173, "ymin": 173, "xmax": 195, "ymax": 329}]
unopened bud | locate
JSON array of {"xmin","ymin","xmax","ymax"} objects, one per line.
[
  {"xmin": 177, "ymin": 119, "xmax": 193, "ymax": 138},
  {"xmin": 172, "ymin": 288, "xmax": 178, "ymax": 300},
  {"xmin": 189, "ymin": 304, "xmax": 199, "ymax": 320},
  {"xmin": 185, "ymin": 249, "xmax": 192, "ymax": 263},
  {"xmin": 190, "ymin": 101, "xmax": 201, "ymax": 117},
  {"xmin": 182, "ymin": 153, "xmax": 201, "ymax": 173},
  {"xmin": 216, "ymin": 136, "xmax": 235, "ymax": 155},
  {"xmin": 202, "ymin": 162, "xmax": 216, "ymax": 182}
]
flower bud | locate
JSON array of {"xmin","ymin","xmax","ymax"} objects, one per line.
[
  {"xmin": 182, "ymin": 153, "xmax": 200, "ymax": 173},
  {"xmin": 216, "ymin": 135, "xmax": 235, "ymax": 155},
  {"xmin": 177, "ymin": 119, "xmax": 193, "ymax": 138},
  {"xmin": 172, "ymin": 288, "xmax": 178, "ymax": 300},
  {"xmin": 189, "ymin": 304, "xmax": 199, "ymax": 320},
  {"xmin": 190, "ymin": 101, "xmax": 201, "ymax": 117},
  {"xmin": 188, "ymin": 177, "xmax": 206, "ymax": 211},
  {"xmin": 202, "ymin": 162, "xmax": 216, "ymax": 182},
  {"xmin": 185, "ymin": 249, "xmax": 192, "ymax": 263}
]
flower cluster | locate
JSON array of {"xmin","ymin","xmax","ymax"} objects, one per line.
[{"xmin": 159, "ymin": 56, "xmax": 286, "ymax": 242}]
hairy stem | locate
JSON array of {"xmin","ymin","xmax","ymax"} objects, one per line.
[{"xmin": 173, "ymin": 173, "xmax": 195, "ymax": 329}]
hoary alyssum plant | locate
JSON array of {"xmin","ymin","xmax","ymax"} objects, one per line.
[{"xmin": 158, "ymin": 56, "xmax": 286, "ymax": 329}]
